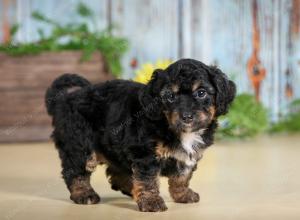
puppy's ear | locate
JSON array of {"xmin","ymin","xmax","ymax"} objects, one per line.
[
  {"xmin": 209, "ymin": 67, "xmax": 236, "ymax": 116},
  {"xmin": 139, "ymin": 69, "xmax": 166, "ymax": 120}
]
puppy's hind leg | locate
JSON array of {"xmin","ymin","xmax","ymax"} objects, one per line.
[
  {"xmin": 56, "ymin": 144, "xmax": 100, "ymax": 205},
  {"xmin": 106, "ymin": 166, "xmax": 133, "ymax": 197},
  {"xmin": 52, "ymin": 113, "xmax": 100, "ymax": 205}
]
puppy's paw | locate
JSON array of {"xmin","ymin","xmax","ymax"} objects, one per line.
[
  {"xmin": 70, "ymin": 189, "xmax": 100, "ymax": 205},
  {"xmin": 137, "ymin": 195, "xmax": 168, "ymax": 212},
  {"xmin": 173, "ymin": 188, "xmax": 200, "ymax": 203}
]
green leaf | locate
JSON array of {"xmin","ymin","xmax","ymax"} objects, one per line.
[
  {"xmin": 270, "ymin": 99, "xmax": 300, "ymax": 133},
  {"xmin": 37, "ymin": 28, "xmax": 45, "ymax": 39},
  {"xmin": 10, "ymin": 24, "xmax": 20, "ymax": 38},
  {"xmin": 77, "ymin": 2, "xmax": 93, "ymax": 17},
  {"xmin": 31, "ymin": 11, "xmax": 59, "ymax": 27},
  {"xmin": 217, "ymin": 94, "xmax": 269, "ymax": 139}
]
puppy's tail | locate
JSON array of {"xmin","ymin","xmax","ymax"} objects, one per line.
[{"xmin": 45, "ymin": 73, "xmax": 91, "ymax": 116}]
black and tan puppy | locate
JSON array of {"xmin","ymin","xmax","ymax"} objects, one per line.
[{"xmin": 45, "ymin": 59, "xmax": 236, "ymax": 212}]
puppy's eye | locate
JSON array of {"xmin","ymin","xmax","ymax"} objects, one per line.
[
  {"xmin": 194, "ymin": 89, "xmax": 207, "ymax": 99},
  {"xmin": 166, "ymin": 93, "xmax": 176, "ymax": 103}
]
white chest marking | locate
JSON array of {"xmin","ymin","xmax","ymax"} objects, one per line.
[
  {"xmin": 180, "ymin": 130, "xmax": 205, "ymax": 155},
  {"xmin": 157, "ymin": 130, "xmax": 206, "ymax": 167}
]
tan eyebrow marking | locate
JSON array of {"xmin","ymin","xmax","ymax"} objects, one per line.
[{"xmin": 192, "ymin": 81, "xmax": 201, "ymax": 92}]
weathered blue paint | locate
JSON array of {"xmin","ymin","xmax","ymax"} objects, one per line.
[{"xmin": 0, "ymin": 0, "xmax": 299, "ymax": 120}]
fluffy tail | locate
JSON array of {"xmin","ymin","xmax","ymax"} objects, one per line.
[{"xmin": 45, "ymin": 73, "xmax": 91, "ymax": 116}]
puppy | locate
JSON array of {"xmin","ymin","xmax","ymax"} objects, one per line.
[{"xmin": 45, "ymin": 59, "xmax": 236, "ymax": 212}]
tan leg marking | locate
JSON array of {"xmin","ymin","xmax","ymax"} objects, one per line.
[
  {"xmin": 85, "ymin": 152, "xmax": 98, "ymax": 172},
  {"xmin": 131, "ymin": 175, "xmax": 167, "ymax": 212},
  {"xmin": 155, "ymin": 142, "xmax": 173, "ymax": 159},
  {"xmin": 168, "ymin": 171, "xmax": 200, "ymax": 203},
  {"xmin": 85, "ymin": 152, "xmax": 109, "ymax": 172}
]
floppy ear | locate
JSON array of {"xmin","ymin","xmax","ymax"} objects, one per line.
[
  {"xmin": 139, "ymin": 69, "xmax": 166, "ymax": 120},
  {"xmin": 209, "ymin": 67, "xmax": 236, "ymax": 116}
]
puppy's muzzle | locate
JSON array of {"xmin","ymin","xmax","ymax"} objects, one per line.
[{"xmin": 180, "ymin": 112, "xmax": 194, "ymax": 124}]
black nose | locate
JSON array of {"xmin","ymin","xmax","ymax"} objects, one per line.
[{"xmin": 181, "ymin": 112, "xmax": 194, "ymax": 123}]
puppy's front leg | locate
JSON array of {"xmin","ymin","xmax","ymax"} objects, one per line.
[
  {"xmin": 131, "ymin": 158, "xmax": 167, "ymax": 212},
  {"xmin": 168, "ymin": 166, "xmax": 200, "ymax": 203}
]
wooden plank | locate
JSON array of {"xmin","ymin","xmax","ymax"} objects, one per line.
[
  {"xmin": 111, "ymin": 0, "xmax": 180, "ymax": 78},
  {"xmin": 0, "ymin": 112, "xmax": 50, "ymax": 127},
  {"xmin": 16, "ymin": 0, "xmax": 31, "ymax": 42},
  {"xmin": 0, "ymin": 51, "xmax": 111, "ymax": 90},
  {"xmin": 191, "ymin": 0, "xmax": 212, "ymax": 64},
  {"xmin": 256, "ymin": 0, "xmax": 291, "ymax": 120},
  {"xmin": 178, "ymin": 0, "xmax": 192, "ymax": 58},
  {"xmin": 0, "ymin": 51, "xmax": 112, "ymax": 142},
  {"xmin": 0, "ymin": 89, "xmax": 46, "ymax": 113},
  {"xmin": 0, "ymin": 0, "xmax": 2, "ymax": 42},
  {"xmin": 0, "ymin": 0, "xmax": 17, "ymax": 43},
  {"xmin": 190, "ymin": 0, "xmax": 300, "ymax": 120},
  {"xmin": 191, "ymin": 0, "xmax": 252, "ymax": 93},
  {"xmin": 0, "ymin": 125, "xmax": 53, "ymax": 142},
  {"xmin": 289, "ymin": 0, "xmax": 300, "ymax": 102}
]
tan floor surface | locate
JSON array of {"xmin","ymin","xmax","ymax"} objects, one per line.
[{"xmin": 0, "ymin": 135, "xmax": 300, "ymax": 220}]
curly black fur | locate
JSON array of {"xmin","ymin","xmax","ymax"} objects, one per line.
[{"xmin": 45, "ymin": 59, "xmax": 236, "ymax": 211}]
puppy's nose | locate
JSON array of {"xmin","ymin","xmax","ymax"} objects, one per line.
[{"xmin": 181, "ymin": 112, "xmax": 194, "ymax": 123}]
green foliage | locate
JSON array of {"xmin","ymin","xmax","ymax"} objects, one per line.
[
  {"xmin": 270, "ymin": 99, "xmax": 300, "ymax": 133},
  {"xmin": 10, "ymin": 24, "xmax": 20, "ymax": 37},
  {"xmin": 217, "ymin": 93, "xmax": 269, "ymax": 139},
  {"xmin": 0, "ymin": 3, "xmax": 128, "ymax": 77},
  {"xmin": 31, "ymin": 11, "xmax": 60, "ymax": 26},
  {"xmin": 77, "ymin": 2, "xmax": 94, "ymax": 17}
]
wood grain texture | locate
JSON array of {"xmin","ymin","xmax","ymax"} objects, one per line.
[
  {"xmin": 191, "ymin": 0, "xmax": 300, "ymax": 121},
  {"xmin": 0, "ymin": 51, "xmax": 111, "ymax": 142},
  {"xmin": 0, "ymin": 51, "xmax": 110, "ymax": 90},
  {"xmin": 0, "ymin": 125, "xmax": 53, "ymax": 142},
  {"xmin": 111, "ymin": 0, "xmax": 180, "ymax": 78}
]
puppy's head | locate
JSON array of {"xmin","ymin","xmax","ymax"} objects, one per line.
[{"xmin": 139, "ymin": 59, "xmax": 236, "ymax": 133}]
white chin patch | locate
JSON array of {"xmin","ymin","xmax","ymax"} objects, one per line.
[{"xmin": 180, "ymin": 129, "xmax": 205, "ymax": 155}]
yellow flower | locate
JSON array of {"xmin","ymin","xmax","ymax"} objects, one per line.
[{"xmin": 134, "ymin": 59, "xmax": 173, "ymax": 84}]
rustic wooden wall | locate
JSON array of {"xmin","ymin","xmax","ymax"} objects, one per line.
[{"xmin": 1, "ymin": 0, "xmax": 300, "ymax": 123}]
